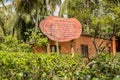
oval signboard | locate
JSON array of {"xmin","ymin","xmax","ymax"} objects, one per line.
[{"xmin": 40, "ymin": 16, "xmax": 82, "ymax": 42}]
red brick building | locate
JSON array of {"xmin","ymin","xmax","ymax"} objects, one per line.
[
  {"xmin": 33, "ymin": 34, "xmax": 120, "ymax": 58},
  {"xmin": 36, "ymin": 16, "xmax": 120, "ymax": 58}
]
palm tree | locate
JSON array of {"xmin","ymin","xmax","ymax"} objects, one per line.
[
  {"xmin": 0, "ymin": 1, "xmax": 15, "ymax": 36},
  {"xmin": 13, "ymin": 0, "xmax": 61, "ymax": 41}
]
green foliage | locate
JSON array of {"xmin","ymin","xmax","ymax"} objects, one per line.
[
  {"xmin": 18, "ymin": 43, "xmax": 31, "ymax": 52},
  {"xmin": 68, "ymin": 0, "xmax": 89, "ymax": 22},
  {"xmin": 0, "ymin": 52, "xmax": 120, "ymax": 80},
  {"xmin": 0, "ymin": 4, "xmax": 15, "ymax": 36},
  {"xmin": 0, "ymin": 36, "xmax": 31, "ymax": 52},
  {"xmin": 67, "ymin": 0, "xmax": 120, "ymax": 38},
  {"xmin": 0, "ymin": 52, "xmax": 85, "ymax": 80},
  {"xmin": 88, "ymin": 53, "xmax": 120, "ymax": 79},
  {"xmin": 26, "ymin": 29, "xmax": 48, "ymax": 46},
  {"xmin": 4, "ymin": 36, "xmax": 18, "ymax": 48}
]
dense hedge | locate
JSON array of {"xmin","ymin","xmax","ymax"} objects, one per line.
[
  {"xmin": 0, "ymin": 36, "xmax": 31, "ymax": 52},
  {"xmin": 0, "ymin": 52, "xmax": 120, "ymax": 80}
]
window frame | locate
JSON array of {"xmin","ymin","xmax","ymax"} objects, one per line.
[
  {"xmin": 81, "ymin": 44, "xmax": 89, "ymax": 58},
  {"xmin": 50, "ymin": 45, "xmax": 57, "ymax": 52}
]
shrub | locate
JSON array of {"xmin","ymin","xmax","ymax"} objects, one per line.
[
  {"xmin": 0, "ymin": 52, "xmax": 85, "ymax": 80},
  {"xmin": 0, "ymin": 52, "xmax": 120, "ymax": 80},
  {"xmin": 88, "ymin": 53, "xmax": 120, "ymax": 80},
  {"xmin": 18, "ymin": 43, "xmax": 31, "ymax": 52},
  {"xmin": 0, "ymin": 36, "xmax": 31, "ymax": 52},
  {"xmin": 3, "ymin": 36, "xmax": 18, "ymax": 52}
]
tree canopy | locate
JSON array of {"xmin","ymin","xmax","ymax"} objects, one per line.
[{"xmin": 0, "ymin": 0, "xmax": 120, "ymax": 43}]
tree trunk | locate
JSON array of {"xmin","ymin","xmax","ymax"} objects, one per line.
[
  {"xmin": 12, "ymin": 26, "xmax": 15, "ymax": 37},
  {"xmin": 71, "ymin": 40, "xmax": 75, "ymax": 57},
  {"xmin": 0, "ymin": 26, "xmax": 7, "ymax": 36},
  {"xmin": 111, "ymin": 36, "xmax": 116, "ymax": 55},
  {"xmin": 35, "ymin": 2, "xmax": 38, "ymax": 35},
  {"xmin": 0, "ymin": 20, "xmax": 7, "ymax": 36},
  {"xmin": 56, "ymin": 42, "xmax": 60, "ymax": 55},
  {"xmin": 1, "ymin": 0, "xmax": 7, "ymax": 9}
]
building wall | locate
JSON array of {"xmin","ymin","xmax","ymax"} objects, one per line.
[
  {"xmin": 50, "ymin": 40, "xmax": 71, "ymax": 54},
  {"xmin": 74, "ymin": 36, "xmax": 110, "ymax": 58},
  {"xmin": 49, "ymin": 35, "xmax": 111, "ymax": 58},
  {"xmin": 32, "ymin": 35, "xmax": 112, "ymax": 58}
]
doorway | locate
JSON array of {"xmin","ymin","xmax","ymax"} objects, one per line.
[{"xmin": 116, "ymin": 37, "xmax": 120, "ymax": 52}]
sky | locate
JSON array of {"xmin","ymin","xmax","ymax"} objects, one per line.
[
  {"xmin": 0, "ymin": 0, "xmax": 12, "ymax": 7},
  {"xmin": 54, "ymin": 0, "xmax": 65, "ymax": 16}
]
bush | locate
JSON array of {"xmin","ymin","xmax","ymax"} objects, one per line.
[
  {"xmin": 0, "ymin": 52, "xmax": 120, "ymax": 80},
  {"xmin": 18, "ymin": 43, "xmax": 31, "ymax": 52},
  {"xmin": 87, "ymin": 53, "xmax": 120, "ymax": 80},
  {"xmin": 0, "ymin": 36, "xmax": 31, "ymax": 52},
  {"xmin": 0, "ymin": 52, "xmax": 85, "ymax": 80}
]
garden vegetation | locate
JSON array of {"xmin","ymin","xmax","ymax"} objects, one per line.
[{"xmin": 0, "ymin": 52, "xmax": 120, "ymax": 80}]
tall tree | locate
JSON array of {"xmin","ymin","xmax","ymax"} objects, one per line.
[
  {"xmin": 67, "ymin": 0, "xmax": 120, "ymax": 53},
  {"xmin": 0, "ymin": 3, "xmax": 15, "ymax": 36},
  {"xmin": 13, "ymin": 0, "xmax": 61, "ymax": 41}
]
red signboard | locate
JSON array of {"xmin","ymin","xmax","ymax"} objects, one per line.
[{"xmin": 40, "ymin": 16, "xmax": 82, "ymax": 42}]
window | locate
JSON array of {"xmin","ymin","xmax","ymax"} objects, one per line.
[
  {"xmin": 81, "ymin": 44, "xmax": 88, "ymax": 58},
  {"xmin": 108, "ymin": 47, "xmax": 111, "ymax": 53},
  {"xmin": 50, "ymin": 45, "xmax": 57, "ymax": 52}
]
